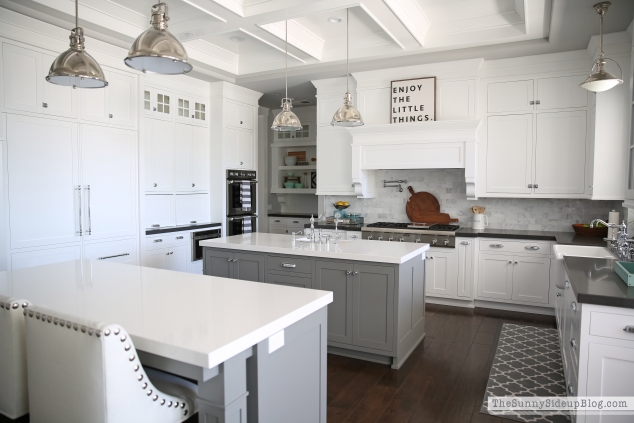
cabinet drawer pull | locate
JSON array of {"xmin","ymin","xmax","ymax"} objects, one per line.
[
  {"xmin": 534, "ymin": 184, "xmax": 539, "ymax": 189},
  {"xmin": 349, "ymin": 234, "xmax": 358, "ymax": 238},
  {"xmin": 281, "ymin": 263, "xmax": 296, "ymax": 268},
  {"xmin": 175, "ymin": 236, "xmax": 184, "ymax": 240},
  {"xmin": 153, "ymin": 239, "xmax": 163, "ymax": 243},
  {"xmin": 153, "ymin": 183, "xmax": 157, "ymax": 187},
  {"xmin": 151, "ymin": 224, "xmax": 160, "ymax": 228},
  {"xmin": 227, "ymin": 258, "xmax": 237, "ymax": 263},
  {"xmin": 525, "ymin": 246, "xmax": 540, "ymax": 250},
  {"xmin": 624, "ymin": 326, "xmax": 634, "ymax": 333},
  {"xmin": 460, "ymin": 241, "xmax": 471, "ymax": 245},
  {"xmin": 571, "ymin": 302, "xmax": 577, "ymax": 312},
  {"xmin": 274, "ymin": 220, "xmax": 281, "ymax": 223},
  {"xmin": 556, "ymin": 292, "xmax": 562, "ymax": 297},
  {"xmin": 346, "ymin": 271, "xmax": 353, "ymax": 275},
  {"xmin": 352, "ymin": 271, "xmax": 359, "ymax": 275},
  {"xmin": 98, "ymin": 253, "xmax": 130, "ymax": 260},
  {"xmin": 535, "ymin": 100, "xmax": 541, "ymax": 105},
  {"xmin": 489, "ymin": 244, "xmax": 504, "ymax": 248},
  {"xmin": 292, "ymin": 221, "xmax": 300, "ymax": 223},
  {"xmin": 529, "ymin": 100, "xmax": 535, "ymax": 105},
  {"xmin": 42, "ymin": 102, "xmax": 48, "ymax": 108},
  {"xmin": 570, "ymin": 338, "xmax": 576, "ymax": 349},
  {"xmin": 428, "ymin": 256, "xmax": 434, "ymax": 260},
  {"xmin": 192, "ymin": 183, "xmax": 195, "ymax": 187}
]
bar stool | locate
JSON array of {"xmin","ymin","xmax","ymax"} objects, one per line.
[{"xmin": 0, "ymin": 295, "xmax": 29, "ymax": 420}]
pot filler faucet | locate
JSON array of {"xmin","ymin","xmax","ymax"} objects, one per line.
[{"xmin": 590, "ymin": 219, "xmax": 633, "ymax": 260}]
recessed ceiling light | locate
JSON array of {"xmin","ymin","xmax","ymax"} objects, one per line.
[
  {"xmin": 185, "ymin": 32, "xmax": 194, "ymax": 37},
  {"xmin": 229, "ymin": 36, "xmax": 245, "ymax": 42},
  {"xmin": 328, "ymin": 17, "xmax": 343, "ymax": 24}
]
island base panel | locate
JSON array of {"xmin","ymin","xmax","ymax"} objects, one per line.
[{"xmin": 247, "ymin": 306, "xmax": 327, "ymax": 423}]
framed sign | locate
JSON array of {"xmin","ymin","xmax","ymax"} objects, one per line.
[{"xmin": 390, "ymin": 77, "xmax": 436, "ymax": 124}]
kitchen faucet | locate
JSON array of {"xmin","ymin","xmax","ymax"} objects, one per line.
[
  {"xmin": 309, "ymin": 213, "xmax": 325, "ymax": 243},
  {"xmin": 590, "ymin": 219, "xmax": 633, "ymax": 260}
]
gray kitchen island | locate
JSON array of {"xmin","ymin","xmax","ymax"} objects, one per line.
[{"xmin": 201, "ymin": 233, "xmax": 430, "ymax": 369}]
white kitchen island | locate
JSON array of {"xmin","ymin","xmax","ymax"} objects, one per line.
[
  {"xmin": 201, "ymin": 233, "xmax": 430, "ymax": 369},
  {"xmin": 0, "ymin": 260, "xmax": 332, "ymax": 423}
]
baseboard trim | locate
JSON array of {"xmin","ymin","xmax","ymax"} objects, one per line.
[
  {"xmin": 426, "ymin": 296, "xmax": 475, "ymax": 308},
  {"xmin": 475, "ymin": 300, "xmax": 555, "ymax": 316}
]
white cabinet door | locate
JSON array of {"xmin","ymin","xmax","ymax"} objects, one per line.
[
  {"xmin": 176, "ymin": 94, "xmax": 193, "ymax": 123},
  {"xmin": 425, "ymin": 251, "xmax": 456, "ymax": 297},
  {"xmin": 175, "ymin": 194, "xmax": 209, "ymax": 225},
  {"xmin": 42, "ymin": 52, "xmax": 78, "ymax": 119},
  {"xmin": 167, "ymin": 246, "xmax": 188, "ymax": 272},
  {"xmin": 477, "ymin": 254, "xmax": 513, "ymax": 300},
  {"xmin": 83, "ymin": 238, "xmax": 138, "ymax": 264},
  {"xmin": 144, "ymin": 195, "xmax": 175, "ymax": 228},
  {"xmin": 191, "ymin": 125, "xmax": 209, "ymax": 191},
  {"xmin": 174, "ymin": 123, "xmax": 192, "ymax": 192},
  {"xmin": 143, "ymin": 87, "xmax": 173, "ymax": 120},
  {"xmin": 7, "ymin": 115, "xmax": 80, "ymax": 249},
  {"xmin": 107, "ymin": 70, "xmax": 136, "ymax": 128},
  {"xmin": 534, "ymin": 111, "xmax": 586, "ymax": 194},
  {"xmin": 486, "ymin": 114, "xmax": 533, "ymax": 194},
  {"xmin": 487, "ymin": 80, "xmax": 534, "ymax": 113},
  {"xmin": 80, "ymin": 78, "xmax": 108, "ymax": 124},
  {"xmin": 586, "ymin": 343, "xmax": 634, "ymax": 423},
  {"xmin": 536, "ymin": 76, "xmax": 588, "ymax": 111},
  {"xmin": 316, "ymin": 128, "xmax": 354, "ymax": 195},
  {"xmin": 225, "ymin": 128, "xmax": 254, "ymax": 169},
  {"xmin": 80, "ymin": 125, "xmax": 137, "ymax": 241},
  {"xmin": 144, "ymin": 247, "xmax": 169, "ymax": 269},
  {"xmin": 511, "ymin": 256, "xmax": 551, "ymax": 304},
  {"xmin": 146, "ymin": 119, "xmax": 174, "ymax": 192},
  {"xmin": 456, "ymin": 239, "xmax": 474, "ymax": 298},
  {"xmin": 192, "ymin": 98, "xmax": 208, "ymax": 126},
  {"xmin": 3, "ymin": 43, "xmax": 43, "ymax": 114},
  {"xmin": 11, "ymin": 246, "xmax": 82, "ymax": 270},
  {"xmin": 224, "ymin": 100, "xmax": 253, "ymax": 130}
]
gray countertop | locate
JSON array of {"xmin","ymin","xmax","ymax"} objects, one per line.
[
  {"xmin": 268, "ymin": 212, "xmax": 317, "ymax": 219},
  {"xmin": 563, "ymin": 256, "xmax": 634, "ymax": 309},
  {"xmin": 457, "ymin": 228, "xmax": 607, "ymax": 246}
]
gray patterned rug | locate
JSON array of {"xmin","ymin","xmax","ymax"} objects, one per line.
[{"xmin": 480, "ymin": 324, "xmax": 571, "ymax": 423}]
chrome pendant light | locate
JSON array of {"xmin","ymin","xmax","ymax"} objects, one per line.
[
  {"xmin": 46, "ymin": 0, "xmax": 108, "ymax": 88},
  {"xmin": 332, "ymin": 8, "xmax": 363, "ymax": 127},
  {"xmin": 580, "ymin": 2, "xmax": 623, "ymax": 92},
  {"xmin": 125, "ymin": 3, "xmax": 193, "ymax": 75},
  {"xmin": 271, "ymin": 20, "xmax": 302, "ymax": 132}
]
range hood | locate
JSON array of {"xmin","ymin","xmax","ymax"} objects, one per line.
[{"xmin": 346, "ymin": 119, "xmax": 481, "ymax": 200}]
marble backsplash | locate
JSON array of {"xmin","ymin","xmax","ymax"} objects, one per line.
[{"xmin": 324, "ymin": 169, "xmax": 623, "ymax": 232}]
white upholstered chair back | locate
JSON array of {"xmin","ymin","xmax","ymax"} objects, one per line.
[
  {"xmin": 25, "ymin": 305, "xmax": 194, "ymax": 423},
  {"xmin": 0, "ymin": 295, "xmax": 29, "ymax": 419}
]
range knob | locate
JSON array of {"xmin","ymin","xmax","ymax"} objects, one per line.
[
  {"xmin": 444, "ymin": 239, "xmax": 450, "ymax": 246},
  {"xmin": 398, "ymin": 237, "xmax": 405, "ymax": 242},
  {"xmin": 388, "ymin": 237, "xmax": 394, "ymax": 241},
  {"xmin": 432, "ymin": 239, "xmax": 438, "ymax": 245},
  {"xmin": 367, "ymin": 235, "xmax": 373, "ymax": 240},
  {"xmin": 377, "ymin": 236, "xmax": 383, "ymax": 241}
]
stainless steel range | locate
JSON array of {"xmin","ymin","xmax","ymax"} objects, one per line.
[{"xmin": 361, "ymin": 222, "xmax": 461, "ymax": 248}]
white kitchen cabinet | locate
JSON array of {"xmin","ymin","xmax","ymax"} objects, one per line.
[
  {"xmin": 486, "ymin": 114, "xmax": 533, "ymax": 194},
  {"xmin": 487, "ymin": 80, "xmax": 534, "ymax": 113},
  {"xmin": 192, "ymin": 98, "xmax": 208, "ymax": 126},
  {"xmin": 10, "ymin": 246, "xmax": 82, "ymax": 270},
  {"xmin": 144, "ymin": 245, "xmax": 187, "ymax": 271},
  {"xmin": 176, "ymin": 94, "xmax": 193, "ymax": 124},
  {"xmin": 225, "ymin": 128, "xmax": 254, "ymax": 169},
  {"xmin": 3, "ymin": 43, "xmax": 77, "ymax": 118},
  {"xmin": 82, "ymin": 238, "xmax": 138, "ymax": 264},
  {"xmin": 175, "ymin": 123, "xmax": 209, "ymax": 192},
  {"xmin": 425, "ymin": 250, "xmax": 456, "ymax": 297},
  {"xmin": 536, "ymin": 76, "xmax": 588, "ymax": 111},
  {"xmin": 316, "ymin": 128, "xmax": 354, "ymax": 195},
  {"xmin": 456, "ymin": 239, "xmax": 474, "ymax": 298},
  {"xmin": 144, "ymin": 195, "xmax": 175, "ymax": 228},
  {"xmin": 534, "ymin": 111, "xmax": 586, "ymax": 195},
  {"xmin": 175, "ymin": 194, "xmax": 209, "ymax": 225},
  {"xmin": 80, "ymin": 125, "xmax": 137, "ymax": 241},
  {"xmin": 275, "ymin": 122, "xmax": 315, "ymax": 141},
  {"xmin": 7, "ymin": 115, "xmax": 80, "ymax": 249},
  {"xmin": 80, "ymin": 69, "xmax": 136, "ymax": 128},
  {"xmin": 477, "ymin": 254, "xmax": 513, "ymax": 300},
  {"xmin": 145, "ymin": 118, "xmax": 174, "ymax": 192},
  {"xmin": 511, "ymin": 256, "xmax": 551, "ymax": 304},
  {"xmin": 143, "ymin": 87, "xmax": 173, "ymax": 120},
  {"xmin": 225, "ymin": 100, "xmax": 254, "ymax": 131}
]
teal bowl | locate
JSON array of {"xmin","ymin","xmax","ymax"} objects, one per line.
[{"xmin": 284, "ymin": 182, "xmax": 295, "ymax": 188}]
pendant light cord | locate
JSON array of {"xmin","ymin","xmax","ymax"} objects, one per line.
[
  {"xmin": 346, "ymin": 8, "xmax": 349, "ymax": 93},
  {"xmin": 75, "ymin": 0, "xmax": 78, "ymax": 29},
  {"xmin": 599, "ymin": 9, "xmax": 604, "ymax": 57},
  {"xmin": 285, "ymin": 20, "xmax": 288, "ymax": 99}
]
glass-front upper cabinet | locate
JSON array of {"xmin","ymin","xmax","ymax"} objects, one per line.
[
  {"xmin": 275, "ymin": 122, "xmax": 315, "ymax": 141},
  {"xmin": 143, "ymin": 87, "xmax": 173, "ymax": 121}
]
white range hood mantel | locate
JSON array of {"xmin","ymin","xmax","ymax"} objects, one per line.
[{"xmin": 346, "ymin": 119, "xmax": 481, "ymax": 200}]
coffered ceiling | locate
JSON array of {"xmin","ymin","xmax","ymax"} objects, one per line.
[{"xmin": 2, "ymin": 0, "xmax": 633, "ymax": 108}]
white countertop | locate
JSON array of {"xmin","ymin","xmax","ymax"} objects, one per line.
[
  {"xmin": 0, "ymin": 260, "xmax": 332, "ymax": 369},
  {"xmin": 201, "ymin": 233, "xmax": 429, "ymax": 264}
]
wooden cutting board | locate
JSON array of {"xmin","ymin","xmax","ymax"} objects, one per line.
[{"xmin": 406, "ymin": 186, "xmax": 459, "ymax": 224}]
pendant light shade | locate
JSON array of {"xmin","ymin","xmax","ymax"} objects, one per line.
[
  {"xmin": 46, "ymin": 0, "xmax": 107, "ymax": 88},
  {"xmin": 332, "ymin": 8, "xmax": 363, "ymax": 127},
  {"xmin": 580, "ymin": 2, "xmax": 623, "ymax": 92},
  {"xmin": 272, "ymin": 21, "xmax": 302, "ymax": 132},
  {"xmin": 125, "ymin": 3, "xmax": 193, "ymax": 75}
]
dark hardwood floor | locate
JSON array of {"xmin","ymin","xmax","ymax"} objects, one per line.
[
  {"xmin": 1, "ymin": 304, "xmax": 555, "ymax": 423},
  {"xmin": 326, "ymin": 303, "xmax": 556, "ymax": 423}
]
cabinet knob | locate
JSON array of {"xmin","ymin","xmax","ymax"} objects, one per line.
[
  {"xmin": 535, "ymin": 100, "xmax": 541, "ymax": 105},
  {"xmin": 556, "ymin": 292, "xmax": 562, "ymax": 297},
  {"xmin": 508, "ymin": 260, "xmax": 512, "ymax": 264},
  {"xmin": 624, "ymin": 325, "xmax": 634, "ymax": 333},
  {"xmin": 192, "ymin": 183, "xmax": 195, "ymax": 187},
  {"xmin": 514, "ymin": 261, "xmax": 518, "ymax": 264},
  {"xmin": 240, "ymin": 121, "xmax": 243, "ymax": 124},
  {"xmin": 153, "ymin": 107, "xmax": 157, "ymax": 111},
  {"xmin": 529, "ymin": 101, "xmax": 535, "ymax": 105},
  {"xmin": 528, "ymin": 184, "xmax": 533, "ymax": 188},
  {"xmin": 153, "ymin": 183, "xmax": 157, "ymax": 187},
  {"xmin": 240, "ymin": 161, "xmax": 243, "ymax": 165},
  {"xmin": 42, "ymin": 102, "xmax": 48, "ymax": 108},
  {"xmin": 534, "ymin": 184, "xmax": 539, "ymax": 189},
  {"xmin": 346, "ymin": 271, "xmax": 353, "ymax": 275},
  {"xmin": 192, "ymin": 115, "xmax": 195, "ymax": 118},
  {"xmin": 109, "ymin": 114, "xmax": 113, "ymax": 118},
  {"xmin": 353, "ymin": 271, "xmax": 359, "ymax": 275}
]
